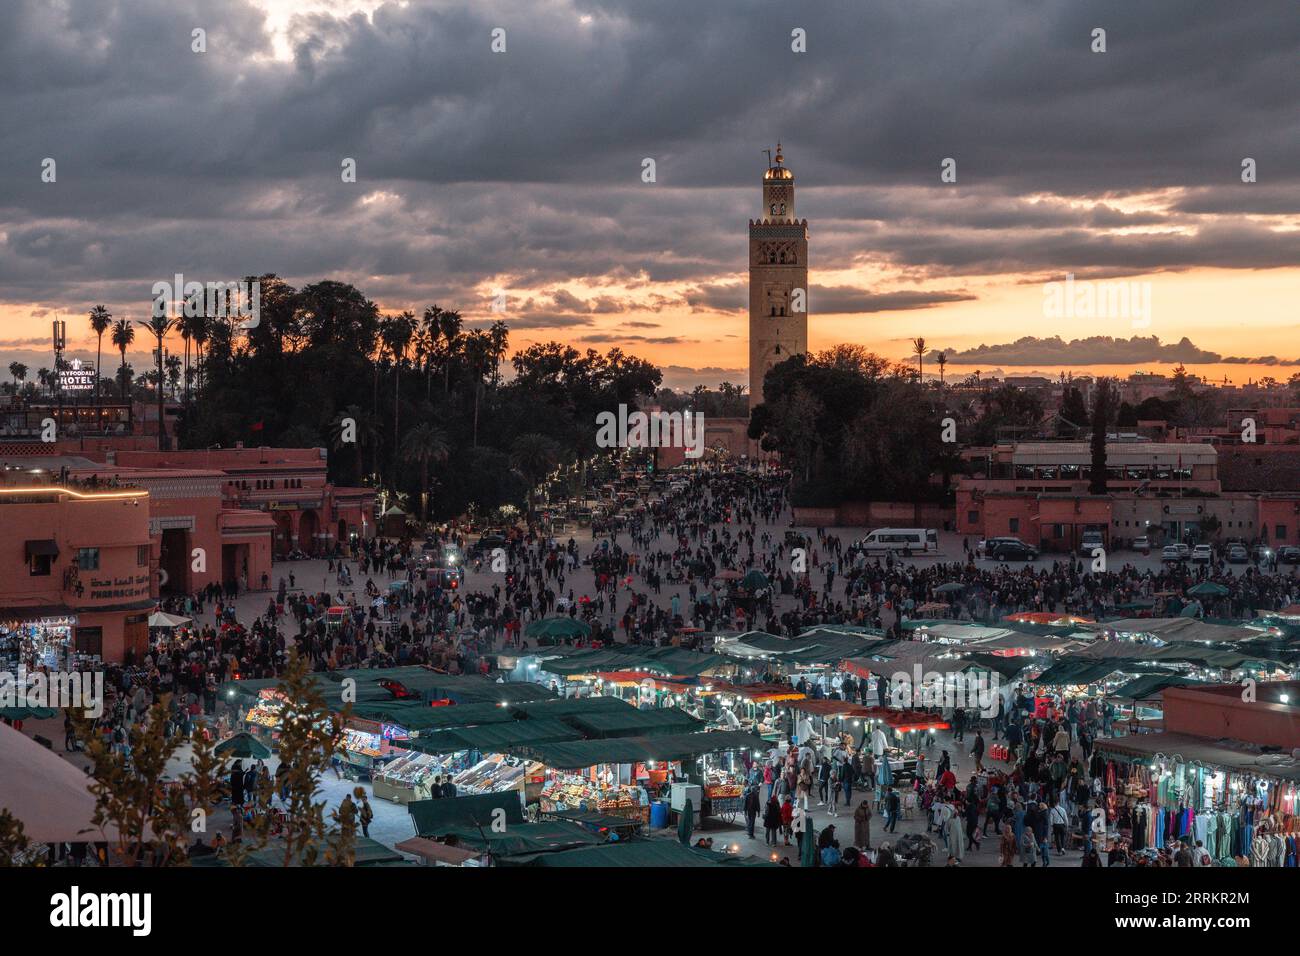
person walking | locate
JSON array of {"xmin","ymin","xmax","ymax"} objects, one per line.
[
  {"xmin": 1050, "ymin": 800, "xmax": 1069, "ymax": 855},
  {"xmin": 796, "ymin": 764, "xmax": 813, "ymax": 809},
  {"xmin": 971, "ymin": 729, "xmax": 985, "ymax": 772},
  {"xmin": 884, "ymin": 787, "xmax": 900, "ymax": 833},
  {"xmin": 853, "ymin": 798, "xmax": 873, "ymax": 850},
  {"xmin": 358, "ymin": 790, "xmax": 374, "ymax": 839},
  {"xmin": 780, "ymin": 797, "xmax": 794, "ymax": 846},
  {"xmin": 743, "ymin": 786, "xmax": 760, "ymax": 839},
  {"xmin": 999, "ymin": 821, "xmax": 1017, "ymax": 866},
  {"xmin": 763, "ymin": 795, "xmax": 782, "ymax": 846}
]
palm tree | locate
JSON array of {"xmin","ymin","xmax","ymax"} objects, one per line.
[
  {"xmin": 487, "ymin": 320, "xmax": 509, "ymax": 386},
  {"xmin": 88, "ymin": 305, "xmax": 113, "ymax": 411},
  {"xmin": 8, "ymin": 362, "xmax": 27, "ymax": 393},
  {"xmin": 138, "ymin": 315, "xmax": 176, "ymax": 449},
  {"xmin": 110, "ymin": 320, "xmax": 135, "ymax": 399},
  {"xmin": 177, "ymin": 306, "xmax": 196, "ymax": 402},
  {"xmin": 463, "ymin": 329, "xmax": 494, "ymax": 447},
  {"xmin": 190, "ymin": 314, "xmax": 210, "ymax": 395},
  {"xmin": 436, "ymin": 308, "xmax": 462, "ymax": 394},
  {"xmin": 37, "ymin": 368, "xmax": 51, "ymax": 394},
  {"xmin": 935, "ymin": 350, "xmax": 947, "ymax": 389},
  {"xmin": 401, "ymin": 422, "xmax": 449, "ymax": 521},
  {"xmin": 911, "ymin": 337, "xmax": 927, "ymax": 382},
  {"xmin": 329, "ymin": 404, "xmax": 375, "ymax": 486},
  {"xmin": 381, "ymin": 312, "xmax": 415, "ymax": 481},
  {"xmin": 510, "ymin": 433, "xmax": 561, "ymax": 519}
]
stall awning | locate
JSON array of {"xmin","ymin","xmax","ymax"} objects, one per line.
[
  {"xmin": 1093, "ymin": 732, "xmax": 1300, "ymax": 784},
  {"xmin": 349, "ymin": 700, "xmax": 517, "ymax": 732},
  {"xmin": 503, "ymin": 839, "xmax": 777, "ymax": 867},
  {"xmin": 702, "ymin": 681, "xmax": 805, "ymax": 703},
  {"xmin": 563, "ymin": 705, "xmax": 703, "ymax": 739},
  {"xmin": 400, "ymin": 718, "xmax": 581, "ymax": 755},
  {"xmin": 407, "ymin": 792, "xmax": 525, "ymax": 837},
  {"xmin": 509, "ymin": 696, "xmax": 632, "ymax": 719},
  {"xmin": 24, "ymin": 539, "xmax": 59, "ymax": 558},
  {"xmin": 1108, "ymin": 674, "xmax": 1206, "ymax": 701},
  {"xmin": 431, "ymin": 820, "xmax": 603, "ymax": 858},
  {"xmin": 517, "ymin": 730, "xmax": 766, "ymax": 770},
  {"xmin": 394, "ymin": 837, "xmax": 480, "ymax": 865}
]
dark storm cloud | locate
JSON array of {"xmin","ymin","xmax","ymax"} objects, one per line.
[
  {"xmin": 0, "ymin": 0, "xmax": 1297, "ymax": 333},
  {"xmin": 943, "ymin": 335, "xmax": 1300, "ymax": 367},
  {"xmin": 813, "ymin": 287, "xmax": 977, "ymax": 314}
]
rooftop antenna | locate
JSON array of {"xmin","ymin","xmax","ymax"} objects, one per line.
[{"xmin": 762, "ymin": 148, "xmax": 772, "ymax": 169}]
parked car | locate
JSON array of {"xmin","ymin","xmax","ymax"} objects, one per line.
[
  {"xmin": 1133, "ymin": 535, "xmax": 1150, "ymax": 555},
  {"xmin": 1079, "ymin": 530, "xmax": 1105, "ymax": 556},
  {"xmin": 1161, "ymin": 544, "xmax": 1188, "ymax": 563},
  {"xmin": 990, "ymin": 541, "xmax": 1039, "ymax": 562},
  {"xmin": 1277, "ymin": 546, "xmax": 1300, "ymax": 564},
  {"xmin": 1226, "ymin": 544, "xmax": 1249, "ymax": 564},
  {"xmin": 979, "ymin": 536, "xmax": 1028, "ymax": 556},
  {"xmin": 1191, "ymin": 544, "xmax": 1213, "ymax": 564}
]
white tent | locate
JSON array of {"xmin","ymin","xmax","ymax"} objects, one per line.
[
  {"xmin": 0, "ymin": 724, "xmax": 120, "ymax": 844},
  {"xmin": 147, "ymin": 611, "xmax": 191, "ymax": 629}
]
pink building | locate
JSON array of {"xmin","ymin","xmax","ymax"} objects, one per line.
[{"xmin": 0, "ymin": 478, "xmax": 153, "ymax": 665}]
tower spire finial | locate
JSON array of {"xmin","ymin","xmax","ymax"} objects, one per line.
[{"xmin": 775, "ymin": 142, "xmax": 784, "ymax": 165}]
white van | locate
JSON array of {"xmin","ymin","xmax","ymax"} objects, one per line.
[{"xmin": 857, "ymin": 528, "xmax": 939, "ymax": 554}]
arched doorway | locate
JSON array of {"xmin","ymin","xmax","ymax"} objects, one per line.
[
  {"xmin": 298, "ymin": 509, "xmax": 320, "ymax": 557},
  {"xmin": 272, "ymin": 512, "xmax": 294, "ymax": 557},
  {"xmin": 337, "ymin": 518, "xmax": 348, "ymax": 549}
]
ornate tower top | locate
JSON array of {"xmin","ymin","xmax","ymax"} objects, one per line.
[{"xmin": 764, "ymin": 142, "xmax": 793, "ymax": 181}]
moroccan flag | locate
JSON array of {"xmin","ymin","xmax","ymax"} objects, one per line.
[{"xmin": 250, "ymin": 421, "xmax": 264, "ymax": 432}]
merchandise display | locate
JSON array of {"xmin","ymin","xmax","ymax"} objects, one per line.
[
  {"xmin": 453, "ymin": 754, "xmax": 540, "ymax": 795},
  {"xmin": 539, "ymin": 772, "xmax": 648, "ymax": 818}
]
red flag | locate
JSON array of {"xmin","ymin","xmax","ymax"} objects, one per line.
[{"xmin": 250, "ymin": 421, "xmax": 264, "ymax": 432}]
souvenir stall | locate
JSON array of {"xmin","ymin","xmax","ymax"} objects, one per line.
[
  {"xmin": 0, "ymin": 615, "xmax": 80, "ymax": 671},
  {"xmin": 241, "ymin": 687, "xmax": 288, "ymax": 742},
  {"xmin": 524, "ymin": 731, "xmax": 764, "ymax": 827},
  {"xmin": 1094, "ymin": 733, "xmax": 1300, "ymax": 865},
  {"xmin": 374, "ymin": 748, "xmax": 464, "ymax": 804}
]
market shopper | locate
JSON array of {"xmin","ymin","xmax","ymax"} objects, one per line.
[
  {"xmin": 743, "ymin": 786, "xmax": 760, "ymax": 839},
  {"xmin": 853, "ymin": 798, "xmax": 873, "ymax": 850},
  {"xmin": 763, "ymin": 795, "xmax": 782, "ymax": 846}
]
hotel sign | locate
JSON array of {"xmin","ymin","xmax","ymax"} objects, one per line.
[{"xmin": 57, "ymin": 359, "xmax": 96, "ymax": 392}]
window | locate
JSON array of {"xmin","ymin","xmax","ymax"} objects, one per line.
[
  {"xmin": 1277, "ymin": 525, "xmax": 1287, "ymax": 540},
  {"xmin": 967, "ymin": 511, "xmax": 979, "ymax": 524},
  {"xmin": 76, "ymin": 547, "xmax": 100, "ymax": 571},
  {"xmin": 29, "ymin": 554, "xmax": 51, "ymax": 576},
  {"xmin": 1009, "ymin": 518, "xmax": 1020, "ymax": 533},
  {"xmin": 137, "ymin": 544, "xmax": 150, "ymax": 567}
]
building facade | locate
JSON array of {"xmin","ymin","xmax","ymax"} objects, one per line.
[{"xmin": 0, "ymin": 481, "xmax": 153, "ymax": 665}]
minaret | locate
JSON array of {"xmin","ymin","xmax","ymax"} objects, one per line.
[{"xmin": 748, "ymin": 143, "xmax": 809, "ymax": 409}]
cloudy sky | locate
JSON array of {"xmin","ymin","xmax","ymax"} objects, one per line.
[{"xmin": 1, "ymin": 0, "xmax": 1298, "ymax": 390}]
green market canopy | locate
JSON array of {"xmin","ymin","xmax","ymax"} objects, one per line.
[
  {"xmin": 431, "ymin": 820, "xmax": 603, "ymax": 858},
  {"xmin": 502, "ymin": 838, "xmax": 777, "ymax": 867},
  {"xmin": 398, "ymin": 718, "xmax": 582, "ymax": 755},
  {"xmin": 537, "ymin": 646, "xmax": 727, "ymax": 678},
  {"xmin": 514, "ymin": 730, "xmax": 766, "ymax": 770},
  {"xmin": 407, "ymin": 792, "xmax": 525, "ymax": 837},
  {"xmin": 561, "ymin": 706, "xmax": 703, "ymax": 739},
  {"xmin": 1108, "ymin": 673, "xmax": 1207, "ymax": 701},
  {"xmin": 349, "ymin": 700, "xmax": 518, "ymax": 732}
]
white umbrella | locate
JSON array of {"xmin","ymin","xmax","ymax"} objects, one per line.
[
  {"xmin": 148, "ymin": 611, "xmax": 191, "ymax": 629},
  {"xmin": 0, "ymin": 724, "xmax": 121, "ymax": 844}
]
